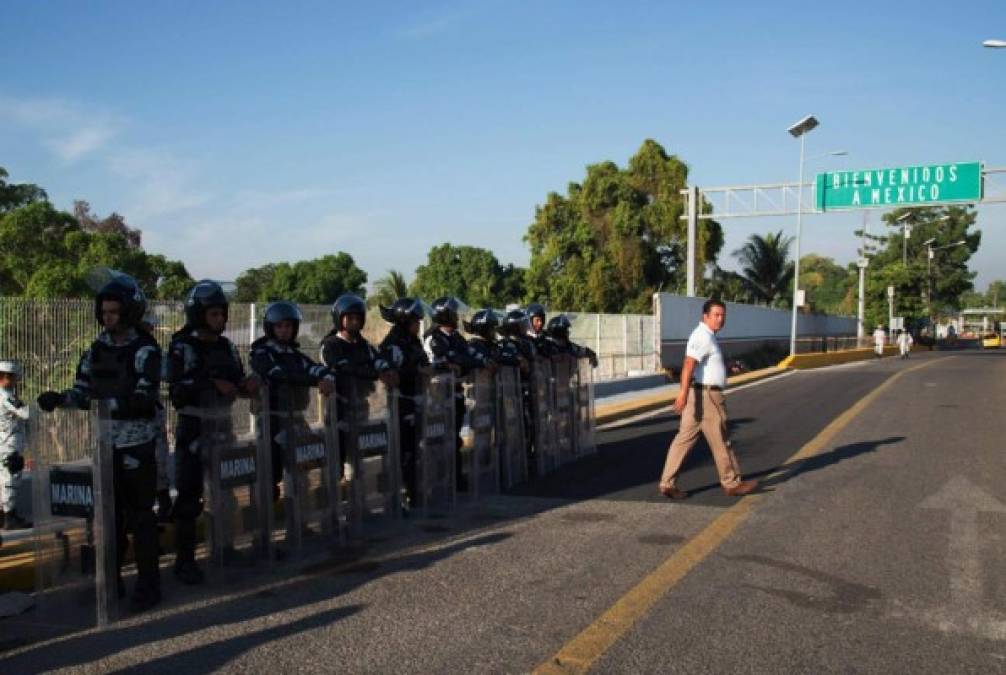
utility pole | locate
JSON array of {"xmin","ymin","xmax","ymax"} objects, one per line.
[{"xmin": 857, "ymin": 212, "xmax": 869, "ymax": 341}]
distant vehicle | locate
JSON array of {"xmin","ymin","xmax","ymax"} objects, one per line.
[{"xmin": 981, "ymin": 333, "xmax": 1001, "ymax": 349}]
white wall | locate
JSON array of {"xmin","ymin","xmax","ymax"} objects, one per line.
[{"xmin": 654, "ymin": 293, "xmax": 857, "ymax": 342}]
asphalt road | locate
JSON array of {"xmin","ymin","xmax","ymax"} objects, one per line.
[{"xmin": 2, "ymin": 350, "xmax": 1003, "ymax": 673}]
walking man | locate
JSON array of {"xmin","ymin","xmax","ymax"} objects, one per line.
[
  {"xmin": 873, "ymin": 325, "xmax": 886, "ymax": 358},
  {"xmin": 897, "ymin": 330, "xmax": 913, "ymax": 359},
  {"xmin": 658, "ymin": 299, "xmax": 757, "ymax": 500}
]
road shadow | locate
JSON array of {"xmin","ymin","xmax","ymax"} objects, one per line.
[
  {"xmin": 0, "ymin": 532, "xmax": 512, "ymax": 671},
  {"xmin": 686, "ymin": 436, "xmax": 906, "ymax": 497},
  {"xmin": 508, "ymin": 415, "xmax": 757, "ymax": 502}
]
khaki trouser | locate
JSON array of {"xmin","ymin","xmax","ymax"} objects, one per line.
[{"xmin": 660, "ymin": 387, "xmax": 741, "ymax": 490}]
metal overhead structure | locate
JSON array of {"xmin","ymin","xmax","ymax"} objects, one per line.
[{"xmin": 680, "ymin": 166, "xmax": 1006, "ymax": 297}]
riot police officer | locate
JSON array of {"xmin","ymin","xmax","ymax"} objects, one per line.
[
  {"xmin": 378, "ymin": 298, "xmax": 431, "ymax": 509},
  {"xmin": 545, "ymin": 315, "xmax": 599, "ymax": 367},
  {"xmin": 424, "ymin": 297, "xmax": 491, "ymax": 489},
  {"xmin": 463, "ymin": 309, "xmax": 520, "ymax": 367},
  {"xmin": 166, "ymin": 280, "xmax": 258, "ymax": 585},
  {"xmin": 37, "ymin": 272, "xmax": 163, "ymax": 611},
  {"xmin": 250, "ymin": 301, "xmax": 335, "ymax": 492},
  {"xmin": 525, "ymin": 302, "xmax": 553, "ymax": 357}
]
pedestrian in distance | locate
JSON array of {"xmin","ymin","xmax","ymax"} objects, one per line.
[
  {"xmin": 873, "ymin": 325, "xmax": 886, "ymax": 358},
  {"xmin": 37, "ymin": 272, "xmax": 165, "ymax": 610},
  {"xmin": 658, "ymin": 299, "xmax": 757, "ymax": 500},
  {"xmin": 897, "ymin": 330, "xmax": 914, "ymax": 359},
  {"xmin": 0, "ymin": 360, "xmax": 29, "ymax": 531}
]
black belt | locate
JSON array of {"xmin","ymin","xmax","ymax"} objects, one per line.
[{"xmin": 692, "ymin": 384, "xmax": 723, "ymax": 391}]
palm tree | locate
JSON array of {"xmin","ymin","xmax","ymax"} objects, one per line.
[
  {"xmin": 733, "ymin": 231, "xmax": 794, "ymax": 307},
  {"xmin": 369, "ymin": 269, "xmax": 410, "ymax": 307}
]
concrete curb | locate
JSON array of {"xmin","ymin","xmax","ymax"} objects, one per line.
[
  {"xmin": 594, "ymin": 366, "xmax": 791, "ymax": 426},
  {"xmin": 775, "ymin": 344, "xmax": 927, "ymax": 370}
]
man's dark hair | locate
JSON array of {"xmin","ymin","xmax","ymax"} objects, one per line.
[{"xmin": 702, "ymin": 298, "xmax": 726, "ymax": 315}]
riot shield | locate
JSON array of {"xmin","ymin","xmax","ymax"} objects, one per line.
[
  {"xmin": 574, "ymin": 358, "xmax": 597, "ymax": 457},
  {"xmin": 415, "ymin": 372, "xmax": 456, "ymax": 515},
  {"xmin": 269, "ymin": 383, "xmax": 342, "ymax": 555},
  {"xmin": 551, "ymin": 354, "xmax": 577, "ymax": 466},
  {"xmin": 33, "ymin": 400, "xmax": 119, "ymax": 628},
  {"xmin": 530, "ymin": 356, "xmax": 559, "ymax": 476},
  {"xmin": 343, "ymin": 378, "xmax": 400, "ymax": 535},
  {"xmin": 495, "ymin": 366, "xmax": 527, "ymax": 489},
  {"xmin": 459, "ymin": 369, "xmax": 499, "ymax": 500},
  {"xmin": 201, "ymin": 390, "xmax": 273, "ymax": 575}
]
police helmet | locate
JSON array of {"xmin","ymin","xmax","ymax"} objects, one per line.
[
  {"xmin": 526, "ymin": 302, "xmax": 547, "ymax": 322},
  {"xmin": 263, "ymin": 300, "xmax": 304, "ymax": 340},
  {"xmin": 463, "ymin": 309, "xmax": 500, "ymax": 339},
  {"xmin": 95, "ymin": 272, "xmax": 147, "ymax": 328},
  {"xmin": 502, "ymin": 309, "xmax": 529, "ymax": 337},
  {"xmin": 380, "ymin": 297, "xmax": 425, "ymax": 327},
  {"xmin": 431, "ymin": 296, "xmax": 464, "ymax": 328},
  {"xmin": 547, "ymin": 314, "xmax": 573, "ymax": 341},
  {"xmin": 0, "ymin": 360, "xmax": 22, "ymax": 377},
  {"xmin": 331, "ymin": 293, "xmax": 367, "ymax": 330},
  {"xmin": 184, "ymin": 280, "xmax": 229, "ymax": 331}
]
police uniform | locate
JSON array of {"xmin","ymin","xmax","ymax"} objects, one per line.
[
  {"xmin": 0, "ymin": 384, "xmax": 29, "ymax": 526},
  {"xmin": 250, "ymin": 334, "xmax": 333, "ymax": 486},
  {"xmin": 65, "ymin": 328, "xmax": 163, "ymax": 599},
  {"xmin": 166, "ymin": 327, "xmax": 247, "ymax": 573},
  {"xmin": 380, "ymin": 323, "xmax": 430, "ymax": 502}
]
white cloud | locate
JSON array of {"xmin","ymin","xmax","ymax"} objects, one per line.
[{"xmin": 0, "ymin": 94, "xmax": 122, "ymax": 164}]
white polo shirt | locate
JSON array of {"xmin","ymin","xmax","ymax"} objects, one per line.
[{"xmin": 686, "ymin": 322, "xmax": 726, "ymax": 387}]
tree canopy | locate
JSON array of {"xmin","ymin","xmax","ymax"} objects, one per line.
[
  {"xmin": 799, "ymin": 254, "xmax": 855, "ymax": 315},
  {"xmin": 524, "ymin": 139, "xmax": 722, "ymax": 313},
  {"xmin": 410, "ymin": 243, "xmax": 525, "ymax": 308},
  {"xmin": 733, "ymin": 230, "xmax": 794, "ymax": 307},
  {"xmin": 232, "ymin": 254, "xmax": 367, "ymax": 305},
  {"xmin": 859, "ymin": 206, "xmax": 979, "ymax": 328}
]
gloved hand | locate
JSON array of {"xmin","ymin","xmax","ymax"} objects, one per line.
[
  {"xmin": 37, "ymin": 391, "xmax": 63, "ymax": 412},
  {"xmin": 586, "ymin": 349, "xmax": 599, "ymax": 369},
  {"xmin": 156, "ymin": 490, "xmax": 173, "ymax": 523},
  {"xmin": 2, "ymin": 452, "xmax": 24, "ymax": 474},
  {"xmin": 9, "ymin": 397, "xmax": 25, "ymax": 409}
]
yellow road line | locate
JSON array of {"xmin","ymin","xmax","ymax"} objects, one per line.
[{"xmin": 534, "ymin": 357, "xmax": 944, "ymax": 674}]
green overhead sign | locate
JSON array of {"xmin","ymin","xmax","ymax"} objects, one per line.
[{"xmin": 815, "ymin": 161, "xmax": 982, "ymax": 211}]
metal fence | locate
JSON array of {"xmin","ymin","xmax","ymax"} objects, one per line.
[{"xmin": 0, "ymin": 298, "xmax": 659, "ymax": 465}]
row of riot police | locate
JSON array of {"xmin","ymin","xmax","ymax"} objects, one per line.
[{"xmin": 30, "ymin": 271, "xmax": 597, "ymax": 626}]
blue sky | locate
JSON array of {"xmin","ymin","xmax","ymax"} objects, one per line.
[{"xmin": 2, "ymin": 1, "xmax": 1004, "ymax": 293}]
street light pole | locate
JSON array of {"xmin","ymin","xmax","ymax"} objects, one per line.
[{"xmin": 787, "ymin": 114, "xmax": 818, "ymax": 357}]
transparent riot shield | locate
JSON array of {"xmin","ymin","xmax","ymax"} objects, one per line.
[
  {"xmin": 574, "ymin": 358, "xmax": 597, "ymax": 457},
  {"xmin": 415, "ymin": 372, "xmax": 456, "ymax": 515},
  {"xmin": 530, "ymin": 356, "xmax": 559, "ymax": 476},
  {"xmin": 33, "ymin": 401, "xmax": 119, "ymax": 628},
  {"xmin": 551, "ymin": 354, "xmax": 577, "ymax": 466},
  {"xmin": 495, "ymin": 366, "xmax": 527, "ymax": 489},
  {"xmin": 460, "ymin": 369, "xmax": 499, "ymax": 500},
  {"xmin": 269, "ymin": 384, "xmax": 342, "ymax": 555},
  {"xmin": 201, "ymin": 391, "xmax": 272, "ymax": 575},
  {"xmin": 343, "ymin": 378, "xmax": 400, "ymax": 535}
]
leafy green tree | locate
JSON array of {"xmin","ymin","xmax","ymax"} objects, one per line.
[
  {"xmin": 862, "ymin": 206, "xmax": 980, "ymax": 328},
  {"xmin": 233, "ymin": 264, "xmax": 278, "ymax": 302},
  {"xmin": 733, "ymin": 231, "xmax": 794, "ymax": 307},
  {"xmin": 410, "ymin": 244, "xmax": 522, "ymax": 307},
  {"xmin": 0, "ymin": 167, "xmax": 47, "ymax": 213},
  {"xmin": 799, "ymin": 254, "xmax": 855, "ymax": 314},
  {"xmin": 369, "ymin": 269, "xmax": 410, "ymax": 308},
  {"xmin": 273, "ymin": 254, "xmax": 368, "ymax": 305},
  {"xmin": 0, "ymin": 200, "xmax": 192, "ymax": 299},
  {"xmin": 705, "ymin": 266, "xmax": 752, "ymax": 303},
  {"xmin": 525, "ymin": 139, "xmax": 722, "ymax": 313}
]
